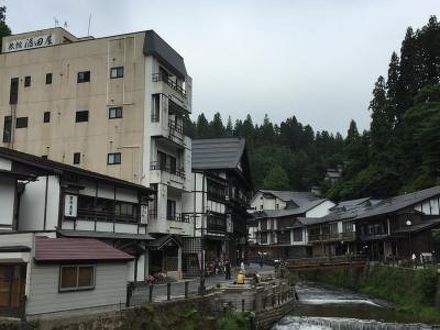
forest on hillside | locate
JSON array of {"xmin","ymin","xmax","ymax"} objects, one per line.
[{"xmin": 186, "ymin": 16, "xmax": 440, "ymax": 201}]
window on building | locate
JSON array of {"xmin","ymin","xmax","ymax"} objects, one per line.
[
  {"xmin": 2, "ymin": 116, "xmax": 12, "ymax": 143},
  {"xmin": 16, "ymin": 117, "xmax": 28, "ymax": 128},
  {"xmin": 157, "ymin": 151, "xmax": 167, "ymax": 170},
  {"xmin": 110, "ymin": 66, "xmax": 124, "ymax": 79},
  {"xmin": 24, "ymin": 76, "xmax": 31, "ymax": 87},
  {"xmin": 293, "ymin": 228, "xmax": 303, "ymax": 242},
  {"xmin": 151, "ymin": 94, "xmax": 160, "ymax": 122},
  {"xmin": 10, "ymin": 78, "xmax": 19, "ymax": 104},
  {"xmin": 60, "ymin": 265, "xmax": 95, "ymax": 292},
  {"xmin": 108, "ymin": 106, "xmax": 123, "ymax": 119},
  {"xmin": 260, "ymin": 232, "xmax": 268, "ymax": 244},
  {"xmin": 343, "ymin": 221, "xmax": 353, "ymax": 233},
  {"xmin": 43, "ymin": 111, "xmax": 50, "ymax": 123},
  {"xmin": 41, "ymin": 155, "xmax": 48, "ymax": 159},
  {"xmin": 75, "ymin": 111, "xmax": 89, "ymax": 123},
  {"xmin": 73, "ymin": 152, "xmax": 81, "ymax": 165},
  {"xmin": 77, "ymin": 71, "xmax": 91, "ymax": 83},
  {"xmin": 115, "ymin": 202, "xmax": 139, "ymax": 223},
  {"xmin": 167, "ymin": 200, "xmax": 177, "ymax": 220},
  {"xmin": 107, "ymin": 152, "xmax": 121, "ymax": 165},
  {"xmin": 46, "ymin": 73, "xmax": 53, "ymax": 85},
  {"xmin": 276, "ymin": 203, "xmax": 279, "ymax": 209},
  {"xmin": 168, "ymin": 155, "xmax": 177, "ymax": 174},
  {"xmin": 260, "ymin": 205, "xmax": 263, "ymax": 210}
]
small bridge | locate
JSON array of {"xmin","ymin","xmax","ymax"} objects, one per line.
[{"xmin": 287, "ymin": 255, "xmax": 367, "ymax": 272}]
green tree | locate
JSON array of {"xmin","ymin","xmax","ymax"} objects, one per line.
[
  {"xmin": 210, "ymin": 112, "xmax": 225, "ymax": 137},
  {"xmin": 0, "ymin": 6, "xmax": 11, "ymax": 52},
  {"xmin": 262, "ymin": 164, "xmax": 290, "ymax": 190}
]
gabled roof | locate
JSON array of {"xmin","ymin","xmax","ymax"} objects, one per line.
[
  {"xmin": 356, "ymin": 185, "xmax": 440, "ymax": 220},
  {"xmin": 0, "ymin": 147, "xmax": 154, "ymax": 194},
  {"xmin": 34, "ymin": 237, "xmax": 134, "ymax": 262},
  {"xmin": 192, "ymin": 138, "xmax": 246, "ymax": 170},
  {"xmin": 147, "ymin": 235, "xmax": 182, "ymax": 250},
  {"xmin": 255, "ymin": 199, "xmax": 328, "ymax": 219},
  {"xmin": 299, "ymin": 197, "xmax": 378, "ymax": 226},
  {"xmin": 330, "ymin": 197, "xmax": 372, "ymax": 210},
  {"xmin": 259, "ymin": 190, "xmax": 319, "ymax": 205}
]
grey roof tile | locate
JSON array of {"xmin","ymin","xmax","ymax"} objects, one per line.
[{"xmin": 192, "ymin": 138, "xmax": 246, "ymax": 170}]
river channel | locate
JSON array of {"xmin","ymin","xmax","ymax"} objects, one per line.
[{"xmin": 272, "ymin": 282, "xmax": 435, "ymax": 330}]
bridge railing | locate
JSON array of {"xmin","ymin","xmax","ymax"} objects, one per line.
[{"xmin": 287, "ymin": 254, "xmax": 367, "ymax": 268}]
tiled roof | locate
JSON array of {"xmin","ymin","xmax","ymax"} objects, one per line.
[
  {"xmin": 259, "ymin": 190, "xmax": 319, "ymax": 205},
  {"xmin": 0, "ymin": 147, "xmax": 154, "ymax": 193},
  {"xmin": 356, "ymin": 186, "xmax": 440, "ymax": 220},
  {"xmin": 34, "ymin": 237, "xmax": 134, "ymax": 262},
  {"xmin": 255, "ymin": 199, "xmax": 328, "ymax": 219},
  {"xmin": 192, "ymin": 138, "xmax": 246, "ymax": 170}
]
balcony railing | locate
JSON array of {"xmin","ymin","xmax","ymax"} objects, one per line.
[
  {"xmin": 150, "ymin": 161, "xmax": 185, "ymax": 179},
  {"xmin": 168, "ymin": 120, "xmax": 185, "ymax": 145},
  {"xmin": 308, "ymin": 231, "xmax": 356, "ymax": 243},
  {"xmin": 152, "ymin": 72, "xmax": 187, "ymax": 98},
  {"xmin": 167, "ymin": 213, "xmax": 191, "ymax": 223},
  {"xmin": 77, "ymin": 209, "xmax": 139, "ymax": 224}
]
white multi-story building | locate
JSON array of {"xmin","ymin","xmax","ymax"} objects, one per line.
[
  {"xmin": 0, "ymin": 27, "xmax": 193, "ymax": 244},
  {"xmin": 249, "ymin": 190, "xmax": 335, "ymax": 259}
]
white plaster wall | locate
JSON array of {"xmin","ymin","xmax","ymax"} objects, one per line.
[
  {"xmin": 45, "ymin": 176, "xmax": 60, "ymax": 230},
  {"xmin": 19, "ymin": 175, "xmax": 60, "ymax": 231},
  {"xmin": 305, "ymin": 200, "xmax": 335, "ymax": 218},
  {"xmin": 0, "ymin": 157, "xmax": 11, "ymax": 171},
  {"xmin": 0, "ymin": 177, "xmax": 15, "ymax": 227}
]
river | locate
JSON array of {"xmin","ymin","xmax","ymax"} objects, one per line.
[{"xmin": 272, "ymin": 282, "xmax": 434, "ymax": 330}]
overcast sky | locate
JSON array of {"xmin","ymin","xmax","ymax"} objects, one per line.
[{"xmin": 4, "ymin": 0, "xmax": 440, "ymax": 134}]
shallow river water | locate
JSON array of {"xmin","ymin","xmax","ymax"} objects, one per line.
[{"xmin": 272, "ymin": 282, "xmax": 435, "ymax": 330}]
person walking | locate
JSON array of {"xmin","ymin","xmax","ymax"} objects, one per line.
[{"xmin": 225, "ymin": 259, "xmax": 231, "ymax": 280}]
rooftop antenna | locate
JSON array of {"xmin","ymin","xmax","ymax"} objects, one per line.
[
  {"xmin": 87, "ymin": 14, "xmax": 92, "ymax": 36},
  {"xmin": 53, "ymin": 17, "xmax": 59, "ymax": 27}
]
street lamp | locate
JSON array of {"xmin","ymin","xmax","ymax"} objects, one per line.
[{"xmin": 406, "ymin": 219, "xmax": 412, "ymax": 258}]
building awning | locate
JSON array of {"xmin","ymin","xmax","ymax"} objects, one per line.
[
  {"xmin": 34, "ymin": 237, "xmax": 134, "ymax": 263},
  {"xmin": 57, "ymin": 229, "xmax": 154, "ymax": 241},
  {"xmin": 147, "ymin": 235, "xmax": 182, "ymax": 250}
]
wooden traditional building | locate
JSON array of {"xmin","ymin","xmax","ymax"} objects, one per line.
[
  {"xmin": 354, "ymin": 186, "xmax": 440, "ymax": 261},
  {"xmin": 183, "ymin": 138, "xmax": 252, "ymax": 274}
]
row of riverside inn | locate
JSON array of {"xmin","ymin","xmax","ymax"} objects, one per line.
[
  {"xmin": 0, "ymin": 27, "xmax": 252, "ymax": 320},
  {"xmin": 248, "ymin": 187, "xmax": 440, "ymax": 262}
]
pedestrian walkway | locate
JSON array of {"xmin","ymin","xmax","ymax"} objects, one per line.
[{"xmin": 130, "ymin": 263, "xmax": 275, "ymax": 304}]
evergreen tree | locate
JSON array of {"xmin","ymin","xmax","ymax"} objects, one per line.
[
  {"xmin": 196, "ymin": 113, "xmax": 210, "ymax": 138},
  {"xmin": 386, "ymin": 52, "xmax": 401, "ymax": 126},
  {"xmin": 369, "ymin": 76, "xmax": 391, "ymax": 154},
  {"xmin": 225, "ymin": 116, "xmax": 233, "ymax": 137},
  {"xmin": 0, "ymin": 7, "xmax": 11, "ymax": 52},
  {"xmin": 210, "ymin": 112, "xmax": 225, "ymax": 137}
]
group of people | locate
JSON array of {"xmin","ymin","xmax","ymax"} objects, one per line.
[{"xmin": 205, "ymin": 256, "xmax": 247, "ymax": 281}]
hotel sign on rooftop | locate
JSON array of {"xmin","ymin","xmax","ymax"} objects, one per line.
[{"xmin": 5, "ymin": 34, "xmax": 56, "ymax": 52}]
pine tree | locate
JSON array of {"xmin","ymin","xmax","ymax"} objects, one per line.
[
  {"xmin": 196, "ymin": 113, "xmax": 210, "ymax": 138},
  {"xmin": 398, "ymin": 27, "xmax": 419, "ymax": 111},
  {"xmin": 386, "ymin": 52, "xmax": 401, "ymax": 126},
  {"xmin": 369, "ymin": 76, "xmax": 391, "ymax": 154},
  {"xmin": 225, "ymin": 116, "xmax": 233, "ymax": 137},
  {"xmin": 0, "ymin": 7, "xmax": 11, "ymax": 52},
  {"xmin": 210, "ymin": 112, "xmax": 225, "ymax": 137}
]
